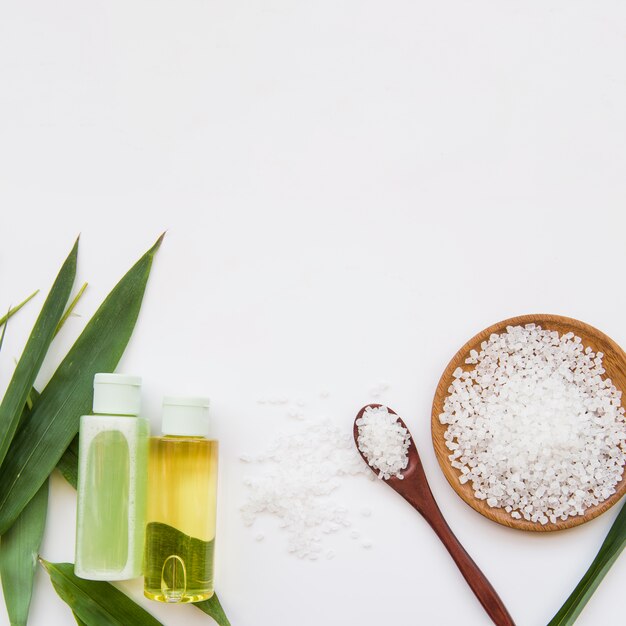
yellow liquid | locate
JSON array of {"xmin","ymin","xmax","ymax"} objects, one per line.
[{"xmin": 144, "ymin": 436, "xmax": 218, "ymax": 603}]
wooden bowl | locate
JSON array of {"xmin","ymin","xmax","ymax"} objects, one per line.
[{"xmin": 431, "ymin": 314, "xmax": 626, "ymax": 531}]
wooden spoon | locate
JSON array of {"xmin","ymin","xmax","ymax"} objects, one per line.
[{"xmin": 354, "ymin": 404, "xmax": 515, "ymax": 626}]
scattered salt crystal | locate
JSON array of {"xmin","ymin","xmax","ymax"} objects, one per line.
[
  {"xmin": 440, "ymin": 325, "xmax": 626, "ymax": 524},
  {"xmin": 362, "ymin": 540, "xmax": 372, "ymax": 549},
  {"xmin": 240, "ymin": 416, "xmax": 370, "ymax": 560},
  {"xmin": 255, "ymin": 534, "xmax": 265, "ymax": 542},
  {"xmin": 356, "ymin": 406, "xmax": 411, "ymax": 480}
]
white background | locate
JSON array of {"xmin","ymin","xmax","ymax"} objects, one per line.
[{"xmin": 1, "ymin": 1, "xmax": 625, "ymax": 625}]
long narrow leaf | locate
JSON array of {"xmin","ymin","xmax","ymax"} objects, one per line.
[
  {"xmin": 0, "ymin": 241, "xmax": 77, "ymax": 469},
  {"xmin": 196, "ymin": 594, "xmax": 232, "ymax": 626},
  {"xmin": 73, "ymin": 612, "xmax": 88, "ymax": 626},
  {"xmin": 0, "ymin": 291, "xmax": 39, "ymax": 328},
  {"xmin": 55, "ymin": 282, "xmax": 88, "ymax": 335},
  {"xmin": 56, "ymin": 435, "xmax": 79, "ymax": 488},
  {"xmin": 0, "ymin": 391, "xmax": 44, "ymax": 626},
  {"xmin": 0, "ymin": 278, "xmax": 89, "ymax": 626},
  {"xmin": 50, "ymin": 279, "xmax": 87, "ymax": 488},
  {"xmin": 547, "ymin": 501, "xmax": 626, "ymax": 625},
  {"xmin": 0, "ymin": 479, "xmax": 48, "ymax": 626},
  {"xmin": 40, "ymin": 561, "xmax": 163, "ymax": 626},
  {"xmin": 15, "ymin": 389, "xmax": 40, "ymax": 444},
  {"xmin": 0, "ymin": 234, "xmax": 163, "ymax": 535}
]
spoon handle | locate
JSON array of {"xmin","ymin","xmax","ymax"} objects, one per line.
[{"xmin": 421, "ymin": 501, "xmax": 516, "ymax": 626}]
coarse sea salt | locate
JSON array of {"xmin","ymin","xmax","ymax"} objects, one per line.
[
  {"xmin": 356, "ymin": 406, "xmax": 411, "ymax": 480},
  {"xmin": 240, "ymin": 418, "xmax": 370, "ymax": 560},
  {"xmin": 439, "ymin": 324, "xmax": 626, "ymax": 524}
]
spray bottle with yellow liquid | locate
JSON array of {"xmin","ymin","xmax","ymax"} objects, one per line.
[{"xmin": 144, "ymin": 397, "xmax": 218, "ymax": 603}]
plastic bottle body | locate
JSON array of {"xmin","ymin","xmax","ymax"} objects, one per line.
[
  {"xmin": 74, "ymin": 414, "xmax": 149, "ymax": 580},
  {"xmin": 144, "ymin": 436, "xmax": 218, "ymax": 603}
]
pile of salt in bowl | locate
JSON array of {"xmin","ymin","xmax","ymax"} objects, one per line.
[{"xmin": 438, "ymin": 324, "xmax": 626, "ymax": 525}]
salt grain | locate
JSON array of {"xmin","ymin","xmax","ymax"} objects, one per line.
[
  {"xmin": 356, "ymin": 406, "xmax": 411, "ymax": 480},
  {"xmin": 439, "ymin": 324, "xmax": 626, "ymax": 523},
  {"xmin": 240, "ymin": 418, "xmax": 369, "ymax": 559}
]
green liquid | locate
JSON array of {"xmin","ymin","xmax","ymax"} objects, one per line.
[
  {"xmin": 75, "ymin": 416, "xmax": 149, "ymax": 580},
  {"xmin": 81, "ymin": 430, "xmax": 130, "ymax": 571}
]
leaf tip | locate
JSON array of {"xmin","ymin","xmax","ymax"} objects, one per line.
[
  {"xmin": 151, "ymin": 232, "xmax": 166, "ymax": 253},
  {"xmin": 67, "ymin": 236, "xmax": 80, "ymax": 262}
]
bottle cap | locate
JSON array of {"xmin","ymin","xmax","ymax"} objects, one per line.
[
  {"xmin": 93, "ymin": 373, "xmax": 142, "ymax": 416},
  {"xmin": 162, "ymin": 396, "xmax": 211, "ymax": 437}
]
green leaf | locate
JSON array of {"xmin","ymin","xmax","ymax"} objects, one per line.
[
  {"xmin": 196, "ymin": 593, "xmax": 232, "ymax": 626},
  {"xmin": 0, "ymin": 479, "xmax": 49, "ymax": 626},
  {"xmin": 0, "ymin": 241, "xmax": 77, "ymax": 469},
  {"xmin": 56, "ymin": 434, "xmax": 79, "ymax": 488},
  {"xmin": 40, "ymin": 561, "xmax": 163, "ymax": 626},
  {"xmin": 547, "ymin": 501, "xmax": 626, "ymax": 626},
  {"xmin": 53, "ymin": 284, "xmax": 89, "ymax": 483},
  {"xmin": 0, "ymin": 278, "xmax": 89, "ymax": 626},
  {"xmin": 0, "ymin": 290, "xmax": 40, "ymax": 328},
  {"xmin": 46, "ymin": 282, "xmax": 88, "ymax": 475},
  {"xmin": 15, "ymin": 388, "xmax": 40, "ymax": 443},
  {"xmin": 0, "ymin": 392, "xmax": 43, "ymax": 626},
  {"xmin": 73, "ymin": 611, "xmax": 89, "ymax": 626},
  {"xmin": 55, "ymin": 282, "xmax": 88, "ymax": 336},
  {"xmin": 0, "ymin": 234, "xmax": 163, "ymax": 535}
]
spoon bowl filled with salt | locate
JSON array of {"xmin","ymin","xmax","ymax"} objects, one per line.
[
  {"xmin": 432, "ymin": 314, "xmax": 626, "ymax": 532},
  {"xmin": 354, "ymin": 404, "xmax": 516, "ymax": 626}
]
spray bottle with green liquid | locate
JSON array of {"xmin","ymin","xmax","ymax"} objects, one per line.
[
  {"xmin": 74, "ymin": 374, "xmax": 149, "ymax": 580},
  {"xmin": 144, "ymin": 397, "xmax": 218, "ymax": 603}
]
